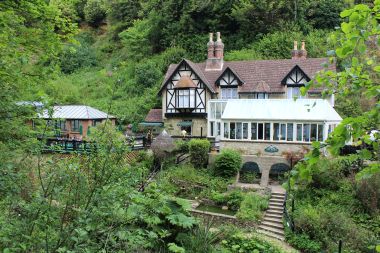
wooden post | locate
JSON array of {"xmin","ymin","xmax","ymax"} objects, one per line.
[
  {"xmin": 338, "ymin": 240, "xmax": 342, "ymax": 253},
  {"xmin": 201, "ymin": 127, "xmax": 203, "ymax": 137}
]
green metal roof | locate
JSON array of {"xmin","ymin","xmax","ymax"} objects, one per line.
[
  {"xmin": 139, "ymin": 122, "xmax": 164, "ymax": 127},
  {"xmin": 177, "ymin": 121, "xmax": 193, "ymax": 127}
]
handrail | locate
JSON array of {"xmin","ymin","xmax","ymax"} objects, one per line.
[{"xmin": 283, "ymin": 192, "xmax": 295, "ymax": 232}]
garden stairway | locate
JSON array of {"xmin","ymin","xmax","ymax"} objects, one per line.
[{"xmin": 257, "ymin": 191, "xmax": 286, "ymax": 241}]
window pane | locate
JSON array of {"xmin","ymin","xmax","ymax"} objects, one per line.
[
  {"xmin": 224, "ymin": 123, "xmax": 229, "ymax": 138},
  {"xmin": 210, "ymin": 121, "xmax": 214, "ymax": 136},
  {"xmin": 258, "ymin": 123, "xmax": 264, "ymax": 140},
  {"xmin": 273, "ymin": 123, "xmax": 280, "ymax": 141},
  {"xmin": 287, "ymin": 123, "xmax": 293, "ymax": 141},
  {"xmin": 189, "ymin": 89, "xmax": 195, "ymax": 107},
  {"xmin": 251, "ymin": 123, "xmax": 257, "ymax": 140},
  {"xmin": 210, "ymin": 103, "xmax": 216, "ymax": 119},
  {"xmin": 230, "ymin": 122, "xmax": 236, "ymax": 139},
  {"xmin": 243, "ymin": 123, "xmax": 248, "ymax": 139},
  {"xmin": 303, "ymin": 124, "xmax": 310, "ymax": 142},
  {"xmin": 232, "ymin": 88, "xmax": 238, "ymax": 98},
  {"xmin": 318, "ymin": 124, "xmax": 323, "ymax": 141},
  {"xmin": 217, "ymin": 122, "xmax": 221, "ymax": 136},
  {"xmin": 297, "ymin": 124, "xmax": 302, "ymax": 141},
  {"xmin": 236, "ymin": 122, "xmax": 242, "ymax": 139},
  {"xmin": 310, "ymin": 124, "xmax": 317, "ymax": 141},
  {"xmin": 280, "ymin": 123, "xmax": 286, "ymax": 140},
  {"xmin": 265, "ymin": 123, "xmax": 271, "ymax": 140}
]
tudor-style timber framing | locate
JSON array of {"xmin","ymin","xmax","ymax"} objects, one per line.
[
  {"xmin": 281, "ymin": 65, "xmax": 311, "ymax": 87},
  {"xmin": 163, "ymin": 60, "xmax": 208, "ymax": 116}
]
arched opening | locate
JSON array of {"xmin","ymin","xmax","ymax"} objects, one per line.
[
  {"xmin": 269, "ymin": 163, "xmax": 290, "ymax": 184},
  {"xmin": 239, "ymin": 162, "xmax": 261, "ymax": 184}
]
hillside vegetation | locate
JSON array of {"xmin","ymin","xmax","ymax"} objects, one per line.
[
  {"xmin": 0, "ymin": 0, "xmax": 378, "ymax": 252},
  {"xmin": 44, "ymin": 0, "xmax": 354, "ymax": 126}
]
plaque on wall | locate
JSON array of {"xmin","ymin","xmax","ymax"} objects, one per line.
[{"xmin": 264, "ymin": 145, "xmax": 279, "ymax": 153}]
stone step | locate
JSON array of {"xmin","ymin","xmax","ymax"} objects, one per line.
[
  {"xmin": 269, "ymin": 202, "xmax": 284, "ymax": 208},
  {"xmin": 269, "ymin": 196, "xmax": 285, "ymax": 202},
  {"xmin": 261, "ymin": 221, "xmax": 284, "ymax": 230},
  {"xmin": 266, "ymin": 209, "xmax": 283, "ymax": 215},
  {"xmin": 269, "ymin": 198, "xmax": 284, "ymax": 203},
  {"xmin": 268, "ymin": 206, "xmax": 284, "ymax": 211},
  {"xmin": 265, "ymin": 213, "xmax": 283, "ymax": 219},
  {"xmin": 256, "ymin": 229, "xmax": 285, "ymax": 241},
  {"xmin": 263, "ymin": 217, "xmax": 283, "ymax": 224},
  {"xmin": 258, "ymin": 225, "xmax": 285, "ymax": 237},
  {"xmin": 272, "ymin": 192, "xmax": 286, "ymax": 196}
]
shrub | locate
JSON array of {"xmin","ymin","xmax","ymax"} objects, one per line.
[
  {"xmin": 221, "ymin": 233, "xmax": 284, "ymax": 253},
  {"xmin": 188, "ymin": 139, "xmax": 210, "ymax": 169},
  {"xmin": 236, "ymin": 192, "xmax": 269, "ymax": 222},
  {"xmin": 174, "ymin": 140, "xmax": 189, "ymax": 154},
  {"xmin": 84, "ymin": 0, "xmax": 107, "ymax": 26},
  {"xmin": 356, "ymin": 173, "xmax": 380, "ymax": 214},
  {"xmin": 285, "ymin": 231, "xmax": 321, "ymax": 253},
  {"xmin": 211, "ymin": 190, "xmax": 244, "ymax": 211},
  {"xmin": 214, "ymin": 149, "xmax": 242, "ymax": 178},
  {"xmin": 59, "ymin": 39, "xmax": 97, "ymax": 74}
]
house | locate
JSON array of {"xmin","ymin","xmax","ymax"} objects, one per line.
[
  {"xmin": 37, "ymin": 105, "xmax": 116, "ymax": 139},
  {"xmin": 156, "ymin": 32, "xmax": 342, "ymax": 185},
  {"xmin": 157, "ymin": 32, "xmax": 341, "ymax": 142},
  {"xmin": 139, "ymin": 109, "xmax": 164, "ymax": 135}
]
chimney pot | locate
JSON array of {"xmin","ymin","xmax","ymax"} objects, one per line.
[
  {"xmin": 301, "ymin": 40, "xmax": 306, "ymax": 51},
  {"xmin": 216, "ymin": 32, "xmax": 221, "ymax": 41},
  {"xmin": 293, "ymin": 41, "xmax": 298, "ymax": 50},
  {"xmin": 209, "ymin": 33, "xmax": 213, "ymax": 42}
]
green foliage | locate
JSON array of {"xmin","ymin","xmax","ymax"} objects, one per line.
[
  {"xmin": 59, "ymin": 35, "xmax": 98, "ymax": 74},
  {"xmin": 211, "ymin": 190, "xmax": 244, "ymax": 211},
  {"xmin": 236, "ymin": 192, "xmax": 269, "ymax": 222},
  {"xmin": 106, "ymin": 0, "xmax": 141, "ymax": 39},
  {"xmin": 225, "ymin": 29, "xmax": 332, "ymax": 61},
  {"xmin": 134, "ymin": 60, "xmax": 162, "ymax": 89},
  {"xmin": 84, "ymin": 0, "xmax": 107, "ymax": 26},
  {"xmin": 119, "ymin": 19, "xmax": 153, "ymax": 60},
  {"xmin": 174, "ymin": 140, "xmax": 189, "ymax": 154},
  {"xmin": 220, "ymin": 233, "xmax": 285, "ymax": 253},
  {"xmin": 188, "ymin": 139, "xmax": 211, "ymax": 169},
  {"xmin": 155, "ymin": 165, "xmax": 230, "ymax": 199},
  {"xmin": 214, "ymin": 149, "xmax": 242, "ymax": 178},
  {"xmin": 285, "ymin": 231, "xmax": 322, "ymax": 253}
]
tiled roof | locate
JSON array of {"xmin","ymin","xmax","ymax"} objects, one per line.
[
  {"xmin": 162, "ymin": 58, "xmax": 335, "ymax": 94},
  {"xmin": 145, "ymin": 109, "xmax": 163, "ymax": 122},
  {"xmin": 40, "ymin": 105, "xmax": 116, "ymax": 119}
]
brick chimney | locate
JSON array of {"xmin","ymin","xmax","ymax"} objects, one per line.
[
  {"xmin": 291, "ymin": 40, "xmax": 307, "ymax": 60},
  {"xmin": 207, "ymin": 33, "xmax": 214, "ymax": 58},
  {"xmin": 205, "ymin": 32, "xmax": 224, "ymax": 71}
]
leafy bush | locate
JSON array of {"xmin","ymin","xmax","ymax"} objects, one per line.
[
  {"xmin": 356, "ymin": 173, "xmax": 380, "ymax": 214},
  {"xmin": 59, "ymin": 39, "xmax": 98, "ymax": 74},
  {"xmin": 84, "ymin": 0, "xmax": 107, "ymax": 26},
  {"xmin": 188, "ymin": 139, "xmax": 210, "ymax": 169},
  {"xmin": 293, "ymin": 204, "xmax": 375, "ymax": 252},
  {"xmin": 134, "ymin": 60, "xmax": 161, "ymax": 89},
  {"xmin": 221, "ymin": 233, "xmax": 285, "ymax": 253},
  {"xmin": 156, "ymin": 165, "xmax": 229, "ymax": 199},
  {"xmin": 214, "ymin": 149, "xmax": 242, "ymax": 178},
  {"xmin": 285, "ymin": 231, "xmax": 322, "ymax": 253},
  {"xmin": 211, "ymin": 190, "xmax": 244, "ymax": 211},
  {"xmin": 236, "ymin": 192, "xmax": 269, "ymax": 222},
  {"xmin": 174, "ymin": 140, "xmax": 189, "ymax": 154}
]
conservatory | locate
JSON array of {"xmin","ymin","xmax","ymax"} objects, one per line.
[{"xmin": 208, "ymin": 99, "xmax": 342, "ymax": 145}]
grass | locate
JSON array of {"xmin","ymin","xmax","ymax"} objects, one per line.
[{"xmin": 196, "ymin": 204, "xmax": 236, "ymax": 216}]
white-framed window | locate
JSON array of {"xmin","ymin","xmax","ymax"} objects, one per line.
[
  {"xmin": 176, "ymin": 89, "xmax": 195, "ymax": 108},
  {"xmin": 256, "ymin": 93, "xmax": 268, "ymax": 99},
  {"xmin": 226, "ymin": 122, "xmax": 249, "ymax": 140},
  {"xmin": 221, "ymin": 88, "xmax": 238, "ymax": 99},
  {"xmin": 250, "ymin": 122, "xmax": 270, "ymax": 140},
  {"xmin": 287, "ymin": 87, "xmax": 305, "ymax": 99}
]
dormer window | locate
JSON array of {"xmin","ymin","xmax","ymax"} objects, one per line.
[
  {"xmin": 281, "ymin": 65, "xmax": 310, "ymax": 87},
  {"xmin": 174, "ymin": 75, "xmax": 197, "ymax": 111},
  {"xmin": 216, "ymin": 67, "xmax": 244, "ymax": 99},
  {"xmin": 255, "ymin": 93, "xmax": 268, "ymax": 99}
]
